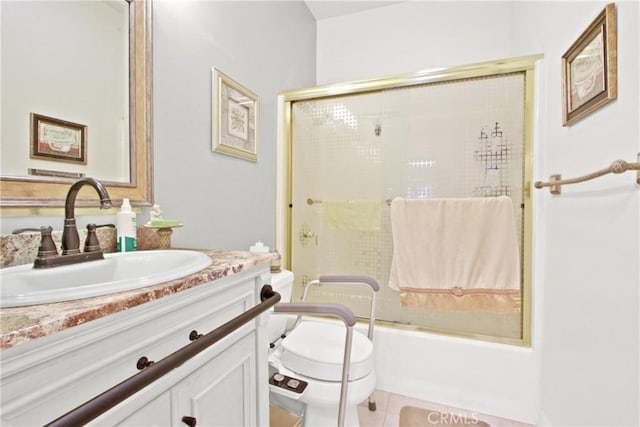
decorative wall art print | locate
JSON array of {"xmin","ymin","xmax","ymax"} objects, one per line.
[
  {"xmin": 561, "ymin": 3, "xmax": 617, "ymax": 126},
  {"xmin": 212, "ymin": 68, "xmax": 259, "ymax": 161},
  {"xmin": 30, "ymin": 113, "xmax": 87, "ymax": 163}
]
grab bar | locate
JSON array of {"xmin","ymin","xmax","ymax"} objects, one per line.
[
  {"xmin": 274, "ymin": 302, "xmax": 355, "ymax": 427},
  {"xmin": 316, "ymin": 275, "xmax": 379, "ymax": 341},
  {"xmin": 45, "ymin": 285, "xmax": 281, "ymax": 427},
  {"xmin": 292, "ymin": 275, "xmax": 380, "ymax": 415},
  {"xmin": 534, "ymin": 154, "xmax": 640, "ymax": 194}
]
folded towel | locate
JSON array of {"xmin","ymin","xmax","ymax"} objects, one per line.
[
  {"xmin": 389, "ymin": 196, "xmax": 520, "ymax": 312},
  {"xmin": 324, "ymin": 200, "xmax": 381, "ymax": 231}
]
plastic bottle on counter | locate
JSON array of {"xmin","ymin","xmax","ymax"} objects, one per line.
[
  {"xmin": 249, "ymin": 241, "xmax": 269, "ymax": 253},
  {"xmin": 116, "ymin": 198, "xmax": 137, "ymax": 252}
]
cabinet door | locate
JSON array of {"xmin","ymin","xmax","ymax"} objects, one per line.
[
  {"xmin": 172, "ymin": 331, "xmax": 258, "ymax": 427},
  {"xmin": 114, "ymin": 391, "xmax": 172, "ymax": 426}
]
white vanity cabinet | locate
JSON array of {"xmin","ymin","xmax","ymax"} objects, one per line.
[{"xmin": 0, "ymin": 265, "xmax": 271, "ymax": 427}]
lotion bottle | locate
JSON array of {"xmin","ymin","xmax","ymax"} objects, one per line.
[{"xmin": 117, "ymin": 198, "xmax": 137, "ymax": 252}]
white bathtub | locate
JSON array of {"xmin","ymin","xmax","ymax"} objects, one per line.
[{"xmin": 363, "ymin": 323, "xmax": 539, "ymax": 424}]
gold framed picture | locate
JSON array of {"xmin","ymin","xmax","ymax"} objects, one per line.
[
  {"xmin": 212, "ymin": 68, "xmax": 258, "ymax": 161},
  {"xmin": 30, "ymin": 113, "xmax": 87, "ymax": 164},
  {"xmin": 561, "ymin": 3, "xmax": 617, "ymax": 126}
]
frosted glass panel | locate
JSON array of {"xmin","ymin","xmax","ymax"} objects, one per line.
[{"xmin": 290, "ymin": 73, "xmax": 526, "ymax": 339}]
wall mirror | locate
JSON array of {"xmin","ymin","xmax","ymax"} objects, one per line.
[{"xmin": 0, "ymin": 0, "xmax": 153, "ymax": 207}]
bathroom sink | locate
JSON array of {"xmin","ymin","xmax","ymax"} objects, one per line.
[{"xmin": 0, "ymin": 250, "xmax": 213, "ymax": 308}]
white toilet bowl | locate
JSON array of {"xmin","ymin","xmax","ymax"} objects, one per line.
[
  {"xmin": 268, "ymin": 270, "xmax": 376, "ymax": 427},
  {"xmin": 277, "ymin": 363, "xmax": 376, "ymax": 427}
]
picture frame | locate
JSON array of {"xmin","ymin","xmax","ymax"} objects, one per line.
[
  {"xmin": 561, "ymin": 3, "xmax": 617, "ymax": 126},
  {"xmin": 30, "ymin": 113, "xmax": 87, "ymax": 163},
  {"xmin": 212, "ymin": 68, "xmax": 259, "ymax": 161}
]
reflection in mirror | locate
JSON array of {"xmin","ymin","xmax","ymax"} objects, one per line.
[
  {"xmin": 1, "ymin": 1, "xmax": 129, "ymax": 182},
  {"xmin": 0, "ymin": 0, "xmax": 153, "ymax": 207}
]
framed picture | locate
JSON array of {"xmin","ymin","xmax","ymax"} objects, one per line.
[
  {"xmin": 561, "ymin": 3, "xmax": 617, "ymax": 126},
  {"xmin": 30, "ymin": 113, "xmax": 87, "ymax": 163},
  {"xmin": 212, "ymin": 68, "xmax": 259, "ymax": 161}
]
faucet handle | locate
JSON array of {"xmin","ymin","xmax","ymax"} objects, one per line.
[
  {"xmin": 84, "ymin": 224, "xmax": 102, "ymax": 253},
  {"xmin": 36, "ymin": 226, "xmax": 58, "ymax": 260}
]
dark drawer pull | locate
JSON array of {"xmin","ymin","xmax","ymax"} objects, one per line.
[
  {"xmin": 182, "ymin": 415, "xmax": 197, "ymax": 426},
  {"xmin": 189, "ymin": 330, "xmax": 203, "ymax": 341},
  {"xmin": 136, "ymin": 356, "xmax": 154, "ymax": 370}
]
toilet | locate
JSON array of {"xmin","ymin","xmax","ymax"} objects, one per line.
[{"xmin": 267, "ymin": 270, "xmax": 376, "ymax": 427}]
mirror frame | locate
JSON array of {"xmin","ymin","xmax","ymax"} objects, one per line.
[{"xmin": 0, "ymin": 0, "xmax": 153, "ymax": 208}]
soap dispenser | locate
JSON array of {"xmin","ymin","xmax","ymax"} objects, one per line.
[{"xmin": 116, "ymin": 198, "xmax": 137, "ymax": 252}]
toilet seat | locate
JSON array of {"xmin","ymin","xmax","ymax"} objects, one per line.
[
  {"xmin": 280, "ymin": 321, "xmax": 374, "ymax": 382},
  {"xmin": 268, "ymin": 273, "xmax": 380, "ymax": 427}
]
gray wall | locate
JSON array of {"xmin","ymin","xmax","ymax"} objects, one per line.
[
  {"xmin": 0, "ymin": 0, "xmax": 316, "ymax": 249},
  {"xmin": 153, "ymin": 1, "xmax": 316, "ymax": 251}
]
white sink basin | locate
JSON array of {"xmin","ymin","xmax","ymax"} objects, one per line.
[{"xmin": 0, "ymin": 250, "xmax": 213, "ymax": 308}]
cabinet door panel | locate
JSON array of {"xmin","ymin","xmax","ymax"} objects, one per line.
[
  {"xmin": 172, "ymin": 332, "xmax": 257, "ymax": 427},
  {"xmin": 115, "ymin": 391, "xmax": 172, "ymax": 426}
]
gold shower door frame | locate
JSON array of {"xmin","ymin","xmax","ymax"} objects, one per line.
[{"xmin": 276, "ymin": 55, "xmax": 542, "ymax": 346}]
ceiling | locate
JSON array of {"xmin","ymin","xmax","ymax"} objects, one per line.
[{"xmin": 304, "ymin": 1, "xmax": 405, "ymax": 20}]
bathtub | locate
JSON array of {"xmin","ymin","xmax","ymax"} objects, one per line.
[{"xmin": 361, "ymin": 323, "xmax": 539, "ymax": 424}]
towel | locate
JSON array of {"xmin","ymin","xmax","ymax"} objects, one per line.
[
  {"xmin": 323, "ymin": 200, "xmax": 381, "ymax": 231},
  {"xmin": 389, "ymin": 196, "xmax": 521, "ymax": 312}
]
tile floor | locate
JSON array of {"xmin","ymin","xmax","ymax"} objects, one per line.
[{"xmin": 357, "ymin": 390, "xmax": 535, "ymax": 427}]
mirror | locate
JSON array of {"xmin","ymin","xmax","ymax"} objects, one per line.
[{"xmin": 0, "ymin": 0, "xmax": 153, "ymax": 207}]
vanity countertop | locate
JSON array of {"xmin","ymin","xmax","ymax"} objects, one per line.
[{"xmin": 0, "ymin": 250, "xmax": 275, "ymax": 350}]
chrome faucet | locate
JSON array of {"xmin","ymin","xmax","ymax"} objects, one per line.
[
  {"xmin": 61, "ymin": 177, "xmax": 112, "ymax": 254},
  {"xmin": 33, "ymin": 178, "xmax": 112, "ymax": 268}
]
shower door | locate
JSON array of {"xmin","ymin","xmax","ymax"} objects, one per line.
[{"xmin": 283, "ymin": 57, "xmax": 537, "ymax": 343}]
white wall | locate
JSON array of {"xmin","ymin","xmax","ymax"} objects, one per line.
[
  {"xmin": 152, "ymin": 1, "xmax": 316, "ymax": 251},
  {"xmin": 316, "ymin": 1, "xmax": 512, "ymax": 84},
  {"xmin": 315, "ymin": 1, "xmax": 639, "ymax": 425},
  {"xmin": 512, "ymin": 2, "xmax": 639, "ymax": 426}
]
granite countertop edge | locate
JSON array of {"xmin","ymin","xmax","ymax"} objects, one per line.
[{"xmin": 0, "ymin": 250, "xmax": 275, "ymax": 350}]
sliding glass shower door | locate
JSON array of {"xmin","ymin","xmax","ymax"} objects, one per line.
[{"xmin": 283, "ymin": 57, "xmax": 537, "ymax": 343}]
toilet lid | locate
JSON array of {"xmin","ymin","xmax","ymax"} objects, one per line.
[{"xmin": 280, "ymin": 321, "xmax": 374, "ymax": 382}]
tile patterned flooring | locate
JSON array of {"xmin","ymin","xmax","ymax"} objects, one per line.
[{"xmin": 357, "ymin": 390, "xmax": 535, "ymax": 427}]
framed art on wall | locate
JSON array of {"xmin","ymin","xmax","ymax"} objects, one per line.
[
  {"xmin": 561, "ymin": 3, "xmax": 617, "ymax": 126},
  {"xmin": 212, "ymin": 68, "xmax": 259, "ymax": 161},
  {"xmin": 30, "ymin": 113, "xmax": 87, "ymax": 163}
]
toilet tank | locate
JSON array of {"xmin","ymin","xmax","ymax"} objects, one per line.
[{"xmin": 268, "ymin": 269, "xmax": 294, "ymax": 343}]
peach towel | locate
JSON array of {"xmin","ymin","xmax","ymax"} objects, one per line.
[{"xmin": 389, "ymin": 196, "xmax": 521, "ymax": 312}]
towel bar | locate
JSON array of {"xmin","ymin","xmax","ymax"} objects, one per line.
[
  {"xmin": 306, "ymin": 198, "xmax": 392, "ymax": 206},
  {"xmin": 534, "ymin": 154, "xmax": 640, "ymax": 194}
]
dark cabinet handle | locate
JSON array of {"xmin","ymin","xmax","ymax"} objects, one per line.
[
  {"xmin": 136, "ymin": 356, "xmax": 155, "ymax": 370},
  {"xmin": 189, "ymin": 330, "xmax": 203, "ymax": 341},
  {"xmin": 182, "ymin": 416, "xmax": 197, "ymax": 426}
]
